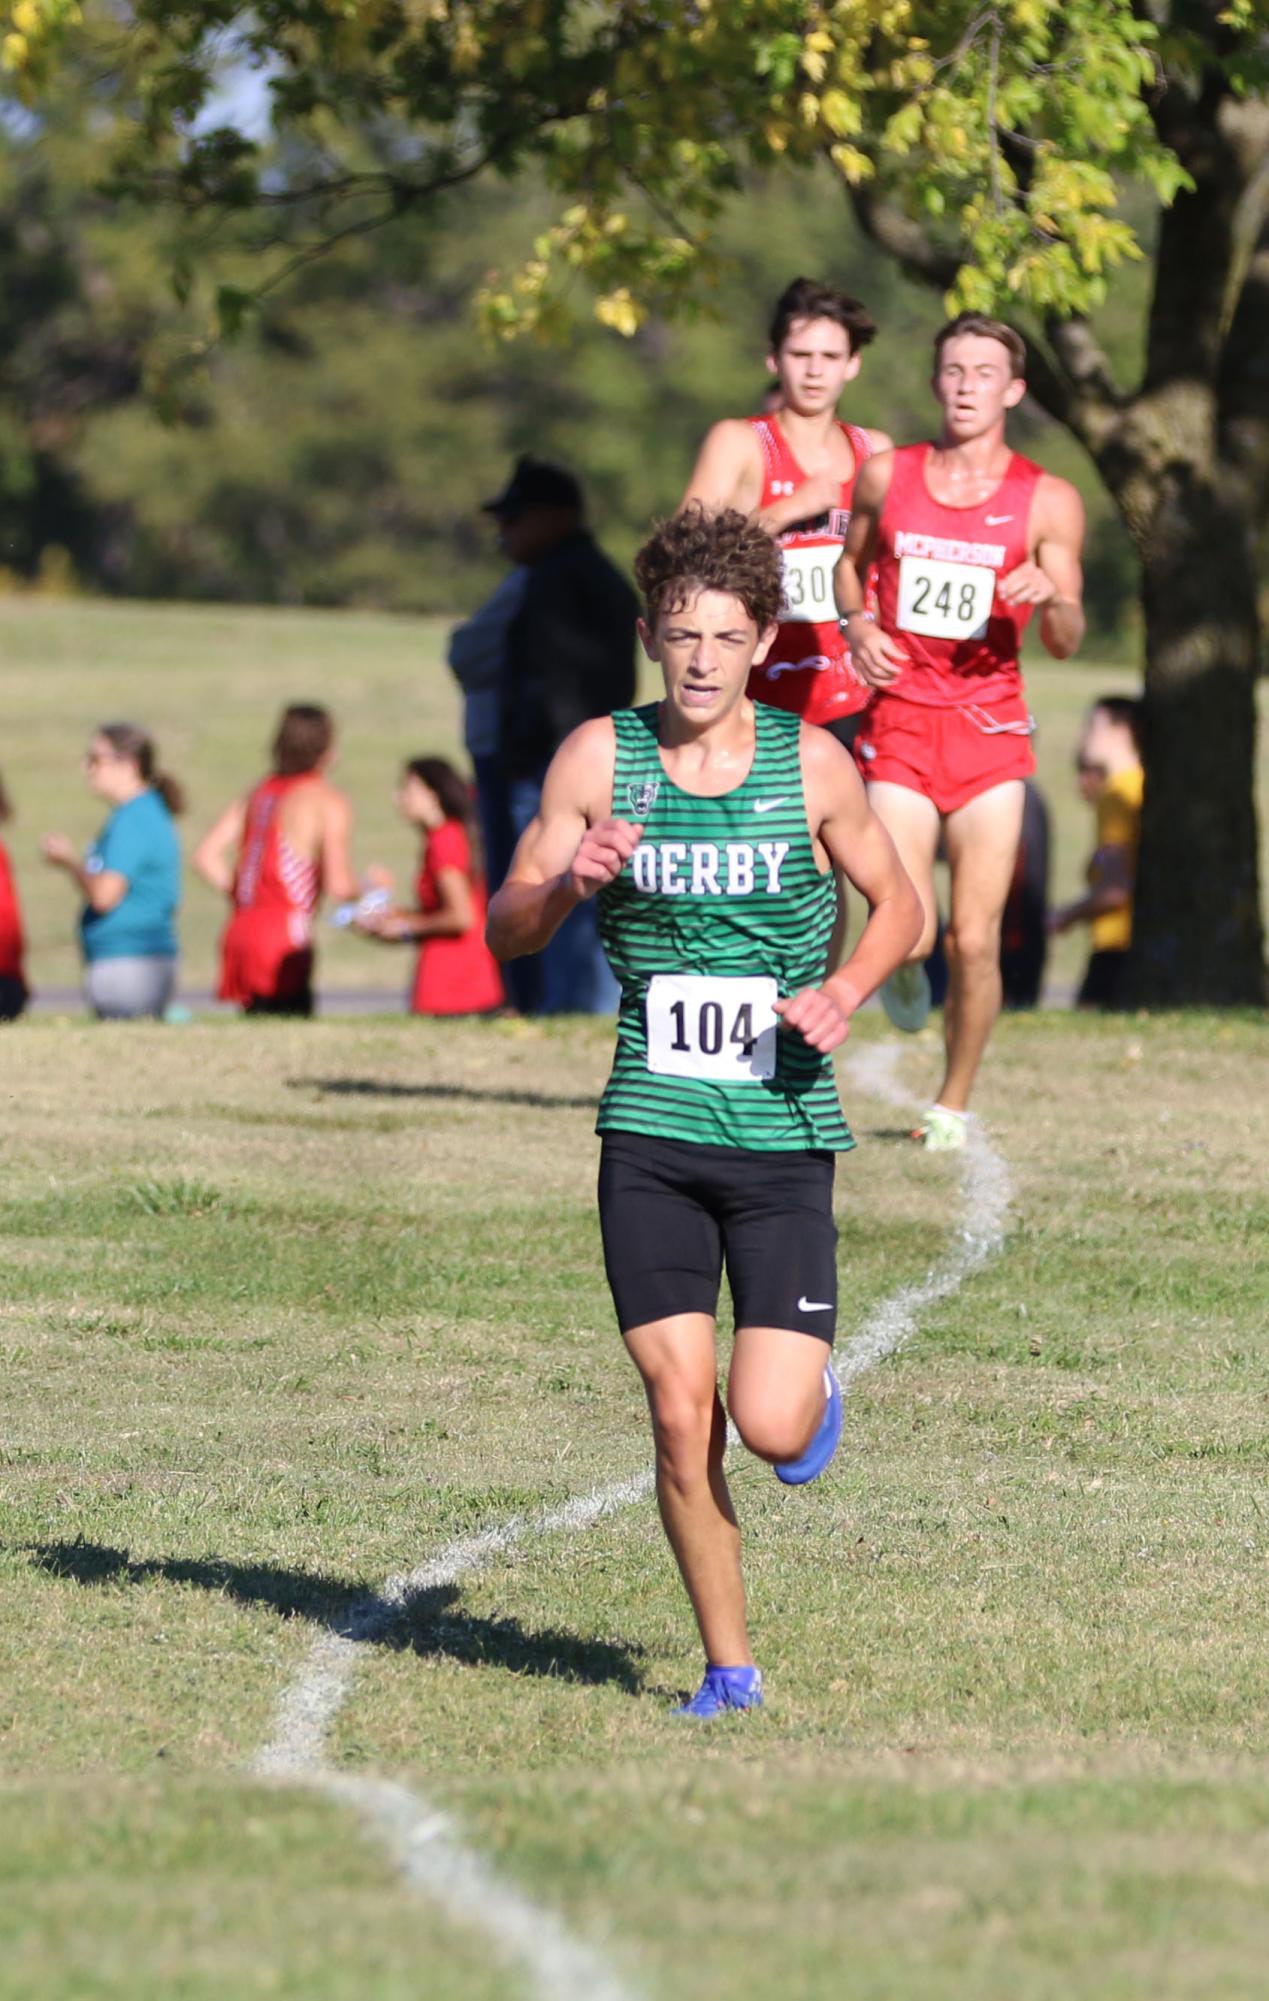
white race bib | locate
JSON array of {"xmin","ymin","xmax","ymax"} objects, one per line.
[
  {"xmin": 779, "ymin": 544, "xmax": 839, "ymax": 623},
  {"xmin": 897, "ymin": 554, "xmax": 995, "ymax": 640},
  {"xmin": 646, "ymin": 974, "xmax": 778, "ymax": 1083}
]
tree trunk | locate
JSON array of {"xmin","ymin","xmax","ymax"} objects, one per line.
[
  {"xmin": 1102, "ymin": 94, "xmax": 1269, "ymax": 1007},
  {"xmin": 1129, "ymin": 498, "xmax": 1264, "ymax": 1005}
]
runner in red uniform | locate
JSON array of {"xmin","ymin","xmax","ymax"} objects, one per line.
[
  {"xmin": 834, "ymin": 313, "xmax": 1085, "ymax": 1147},
  {"xmin": 681, "ymin": 277, "xmax": 890, "ymax": 747},
  {"xmin": 193, "ymin": 704, "xmax": 359, "ymax": 1015},
  {"xmin": 861, "ymin": 443, "xmax": 1044, "ymax": 806},
  {"xmin": 354, "ymin": 756, "xmax": 504, "ymax": 1015},
  {"xmin": 0, "ymin": 769, "xmax": 28, "ymax": 1019}
]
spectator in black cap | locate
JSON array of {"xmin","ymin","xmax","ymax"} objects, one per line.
[{"xmin": 483, "ymin": 454, "xmax": 638, "ymax": 1013}]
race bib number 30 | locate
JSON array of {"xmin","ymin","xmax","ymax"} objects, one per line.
[
  {"xmin": 780, "ymin": 544, "xmax": 839, "ymax": 622},
  {"xmin": 646, "ymin": 974, "xmax": 778, "ymax": 1083},
  {"xmin": 897, "ymin": 555, "xmax": 995, "ymax": 640}
]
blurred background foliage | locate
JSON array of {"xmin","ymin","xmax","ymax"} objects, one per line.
[{"xmin": 0, "ymin": 65, "xmax": 1144, "ymax": 638}]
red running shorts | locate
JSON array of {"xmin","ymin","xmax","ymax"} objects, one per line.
[{"xmin": 853, "ymin": 691, "xmax": 1035, "ymax": 815}]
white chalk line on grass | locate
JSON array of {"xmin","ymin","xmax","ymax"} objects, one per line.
[
  {"xmin": 836, "ymin": 1042, "xmax": 1013, "ymax": 1386},
  {"xmin": 252, "ymin": 1477, "xmax": 652, "ymax": 2001},
  {"xmin": 250, "ymin": 1042, "xmax": 1010, "ymax": 2001}
]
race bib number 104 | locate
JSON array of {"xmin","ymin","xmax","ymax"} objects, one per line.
[
  {"xmin": 897, "ymin": 555, "xmax": 995, "ymax": 640},
  {"xmin": 646, "ymin": 974, "xmax": 778, "ymax": 1084}
]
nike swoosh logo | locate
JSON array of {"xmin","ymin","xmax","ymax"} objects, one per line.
[
  {"xmin": 985, "ymin": 514, "xmax": 1012, "ymax": 526},
  {"xmin": 798, "ymin": 1296, "xmax": 832, "ymax": 1312},
  {"xmin": 753, "ymin": 797, "xmax": 788, "ymax": 814}
]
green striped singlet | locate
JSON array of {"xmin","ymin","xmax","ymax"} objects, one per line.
[{"xmin": 596, "ymin": 703, "xmax": 853, "ymax": 1153}]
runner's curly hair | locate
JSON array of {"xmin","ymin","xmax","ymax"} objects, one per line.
[{"xmin": 634, "ymin": 505, "xmax": 783, "ymax": 631}]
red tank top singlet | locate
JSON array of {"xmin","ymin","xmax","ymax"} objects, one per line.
[
  {"xmin": 747, "ymin": 415, "xmax": 875, "ymax": 726},
  {"xmin": 217, "ymin": 774, "xmax": 322, "ymax": 1005},
  {"xmin": 873, "ymin": 443, "xmax": 1044, "ymax": 709},
  {"xmin": 233, "ymin": 775, "xmax": 321, "ymax": 923}
]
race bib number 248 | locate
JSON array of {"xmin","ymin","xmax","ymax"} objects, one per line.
[{"xmin": 897, "ymin": 555, "xmax": 995, "ymax": 640}]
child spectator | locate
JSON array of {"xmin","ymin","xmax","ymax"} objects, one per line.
[
  {"xmin": 41, "ymin": 723, "xmax": 182, "ymax": 1020},
  {"xmin": 1050, "ymin": 695, "xmax": 1144, "ymax": 1010},
  {"xmin": 356, "ymin": 757, "xmax": 504, "ymax": 1016},
  {"xmin": 0, "ymin": 769, "xmax": 28, "ymax": 1020},
  {"xmin": 194, "ymin": 704, "xmax": 358, "ymax": 1016}
]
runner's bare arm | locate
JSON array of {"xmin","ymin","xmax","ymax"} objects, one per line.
[
  {"xmin": 681, "ymin": 419, "xmax": 836, "ymax": 536},
  {"xmin": 486, "ymin": 720, "xmax": 639, "ymax": 960},
  {"xmin": 774, "ymin": 728, "xmax": 924, "ymax": 1054},
  {"xmin": 192, "ymin": 798, "xmax": 247, "ymax": 897},
  {"xmin": 999, "ymin": 473, "xmax": 1086, "ymax": 658},
  {"xmin": 680, "ymin": 421, "xmax": 764, "ymax": 517},
  {"xmin": 319, "ymin": 790, "xmax": 360, "ymax": 905},
  {"xmin": 830, "ymin": 452, "xmax": 909, "ymax": 685},
  {"xmin": 831, "ymin": 451, "xmax": 888, "ymax": 614}
]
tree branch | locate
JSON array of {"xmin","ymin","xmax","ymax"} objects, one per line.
[
  {"xmin": 1018, "ymin": 336, "xmax": 1076, "ymax": 429},
  {"xmin": 1044, "ymin": 316, "xmax": 1125, "ymax": 412},
  {"xmin": 1025, "ymin": 320, "xmax": 1125, "ymax": 460},
  {"xmin": 847, "ymin": 182, "xmax": 961, "ymax": 291},
  {"xmin": 1144, "ymin": 106, "xmax": 1267, "ymax": 392}
]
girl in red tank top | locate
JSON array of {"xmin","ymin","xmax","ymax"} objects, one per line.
[
  {"xmin": 194, "ymin": 705, "xmax": 358, "ymax": 1015},
  {"xmin": 0, "ymin": 770, "xmax": 28, "ymax": 1019},
  {"xmin": 872, "ymin": 443, "xmax": 1045, "ymax": 707},
  {"xmin": 356, "ymin": 757, "xmax": 503, "ymax": 1017},
  {"xmin": 747, "ymin": 415, "xmax": 875, "ymax": 726},
  {"xmin": 218, "ymin": 773, "xmax": 321, "ymax": 1009}
]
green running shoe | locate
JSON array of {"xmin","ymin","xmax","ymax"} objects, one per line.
[
  {"xmin": 880, "ymin": 961, "xmax": 931, "ymax": 1034},
  {"xmin": 914, "ymin": 1104, "xmax": 968, "ymax": 1151}
]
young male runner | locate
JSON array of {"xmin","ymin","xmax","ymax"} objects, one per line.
[
  {"xmin": 681, "ymin": 277, "xmax": 890, "ymax": 745},
  {"xmin": 833, "ymin": 313, "xmax": 1085, "ymax": 1148},
  {"xmin": 487, "ymin": 508, "xmax": 921, "ymax": 1716}
]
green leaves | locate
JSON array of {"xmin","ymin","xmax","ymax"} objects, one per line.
[{"xmin": 5, "ymin": 0, "xmax": 1258, "ymax": 332}]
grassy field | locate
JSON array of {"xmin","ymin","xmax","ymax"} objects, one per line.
[
  {"xmin": 2, "ymin": 1006, "xmax": 1266, "ymax": 1998},
  {"xmin": 3, "ymin": 596, "xmax": 1266, "ymax": 997}
]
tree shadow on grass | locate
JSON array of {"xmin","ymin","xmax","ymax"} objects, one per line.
[
  {"xmin": 289, "ymin": 1076, "xmax": 598, "ymax": 1113},
  {"xmin": 27, "ymin": 1539, "xmax": 644, "ymax": 1694}
]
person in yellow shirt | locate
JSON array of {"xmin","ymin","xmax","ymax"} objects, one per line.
[{"xmin": 1050, "ymin": 695, "xmax": 1144, "ymax": 1008}]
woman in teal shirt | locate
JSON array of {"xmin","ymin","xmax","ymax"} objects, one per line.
[{"xmin": 42, "ymin": 722, "xmax": 184, "ymax": 1019}]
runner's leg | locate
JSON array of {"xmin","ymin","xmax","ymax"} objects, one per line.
[
  {"xmin": 865, "ymin": 780, "xmax": 941, "ymax": 961},
  {"xmin": 727, "ymin": 1325, "xmax": 832, "ymax": 1463},
  {"xmin": 937, "ymin": 779, "xmax": 1026, "ymax": 1113},
  {"xmin": 623, "ymin": 1312, "xmax": 751, "ymax": 1667}
]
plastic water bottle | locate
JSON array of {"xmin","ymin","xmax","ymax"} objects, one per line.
[{"xmin": 330, "ymin": 886, "xmax": 392, "ymax": 929}]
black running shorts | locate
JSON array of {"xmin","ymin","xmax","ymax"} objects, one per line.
[{"xmin": 597, "ymin": 1131, "xmax": 838, "ymax": 1342}]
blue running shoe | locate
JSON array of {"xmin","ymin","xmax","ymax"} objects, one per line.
[
  {"xmin": 774, "ymin": 1363, "xmax": 842, "ymax": 1487},
  {"xmin": 674, "ymin": 1664, "xmax": 764, "ymax": 1719}
]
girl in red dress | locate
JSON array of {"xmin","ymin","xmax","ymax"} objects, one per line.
[
  {"xmin": 0, "ymin": 769, "xmax": 28, "ymax": 1020},
  {"xmin": 357, "ymin": 757, "xmax": 504, "ymax": 1016}
]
